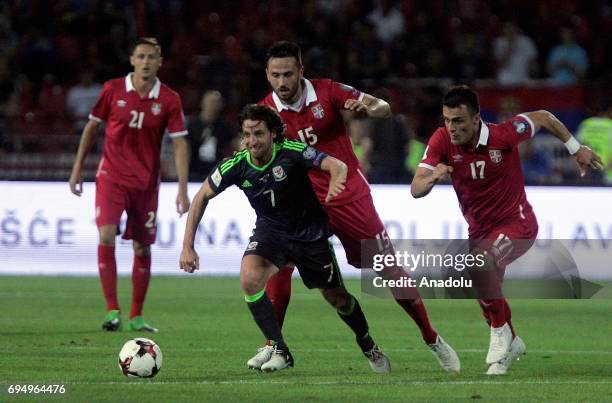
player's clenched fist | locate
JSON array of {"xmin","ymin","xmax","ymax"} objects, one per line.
[
  {"xmin": 179, "ymin": 247, "xmax": 199, "ymax": 273},
  {"xmin": 343, "ymin": 99, "xmax": 369, "ymax": 118},
  {"xmin": 432, "ymin": 163, "xmax": 453, "ymax": 182}
]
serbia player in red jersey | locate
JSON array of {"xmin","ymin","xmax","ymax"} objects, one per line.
[
  {"xmin": 412, "ymin": 86, "xmax": 603, "ymax": 375},
  {"xmin": 69, "ymin": 38, "xmax": 190, "ymax": 333},
  {"xmin": 247, "ymin": 41, "xmax": 460, "ymax": 373}
]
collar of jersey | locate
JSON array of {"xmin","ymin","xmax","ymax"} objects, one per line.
[
  {"xmin": 272, "ymin": 79, "xmax": 317, "ymax": 112},
  {"xmin": 476, "ymin": 120, "xmax": 489, "ymax": 147},
  {"xmin": 125, "ymin": 73, "xmax": 161, "ymax": 99},
  {"xmin": 246, "ymin": 143, "xmax": 281, "ymax": 171}
]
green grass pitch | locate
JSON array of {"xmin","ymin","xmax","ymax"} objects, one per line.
[{"xmin": 0, "ymin": 276, "xmax": 610, "ymax": 402}]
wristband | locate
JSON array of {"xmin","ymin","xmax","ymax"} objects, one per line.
[{"xmin": 564, "ymin": 136, "xmax": 581, "ymax": 155}]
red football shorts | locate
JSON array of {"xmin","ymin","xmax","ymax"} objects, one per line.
[
  {"xmin": 95, "ymin": 175, "xmax": 159, "ymax": 244},
  {"xmin": 471, "ymin": 210, "xmax": 539, "ymax": 273},
  {"xmin": 325, "ymin": 194, "xmax": 387, "ymax": 268}
]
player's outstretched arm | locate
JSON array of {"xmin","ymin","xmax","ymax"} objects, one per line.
[
  {"xmin": 172, "ymin": 136, "xmax": 190, "ymax": 216},
  {"xmin": 69, "ymin": 120, "xmax": 100, "ymax": 197},
  {"xmin": 344, "ymin": 93, "xmax": 391, "ymax": 119},
  {"xmin": 179, "ymin": 180, "xmax": 217, "ymax": 273},
  {"xmin": 411, "ymin": 164, "xmax": 453, "ymax": 198},
  {"xmin": 320, "ymin": 156, "xmax": 347, "ymax": 203},
  {"xmin": 523, "ymin": 110, "xmax": 604, "ymax": 176}
]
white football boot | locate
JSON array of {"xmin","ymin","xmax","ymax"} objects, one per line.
[
  {"xmin": 260, "ymin": 346, "xmax": 294, "ymax": 372},
  {"xmin": 487, "ymin": 336, "xmax": 526, "ymax": 375},
  {"xmin": 363, "ymin": 345, "xmax": 391, "ymax": 373},
  {"xmin": 486, "ymin": 323, "xmax": 513, "ymax": 365},
  {"xmin": 246, "ymin": 345, "xmax": 274, "ymax": 370},
  {"xmin": 429, "ymin": 335, "xmax": 461, "ymax": 373}
]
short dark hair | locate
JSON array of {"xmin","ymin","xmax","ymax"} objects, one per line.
[
  {"xmin": 239, "ymin": 104, "xmax": 285, "ymax": 143},
  {"xmin": 266, "ymin": 41, "xmax": 302, "ymax": 66},
  {"xmin": 130, "ymin": 37, "xmax": 162, "ymax": 56},
  {"xmin": 443, "ymin": 85, "xmax": 480, "ymax": 115}
]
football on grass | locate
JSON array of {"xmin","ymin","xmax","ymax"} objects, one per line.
[{"xmin": 118, "ymin": 338, "xmax": 163, "ymax": 378}]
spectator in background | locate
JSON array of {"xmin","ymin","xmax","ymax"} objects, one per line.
[
  {"xmin": 547, "ymin": 27, "xmax": 589, "ymax": 86},
  {"xmin": 66, "ymin": 70, "xmax": 103, "ymax": 133},
  {"xmin": 364, "ymin": 88, "xmax": 412, "ymax": 183},
  {"xmin": 577, "ymin": 105, "xmax": 612, "ymax": 185},
  {"xmin": 366, "ymin": 0, "xmax": 406, "ymax": 44},
  {"xmin": 498, "ymin": 95, "xmax": 556, "ymax": 184},
  {"xmin": 519, "ymin": 140, "xmax": 554, "ymax": 185},
  {"xmin": 493, "ymin": 22, "xmax": 538, "ymax": 86},
  {"xmin": 347, "ymin": 20, "xmax": 390, "ymax": 85},
  {"xmin": 187, "ymin": 90, "xmax": 237, "ymax": 181}
]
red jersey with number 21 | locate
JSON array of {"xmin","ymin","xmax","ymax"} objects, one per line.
[
  {"xmin": 89, "ymin": 74, "xmax": 187, "ymax": 190},
  {"xmin": 261, "ymin": 78, "xmax": 369, "ymax": 206},
  {"xmin": 420, "ymin": 114, "xmax": 537, "ymax": 237}
]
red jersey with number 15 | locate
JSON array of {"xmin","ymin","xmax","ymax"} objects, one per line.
[
  {"xmin": 419, "ymin": 114, "xmax": 537, "ymax": 238},
  {"xmin": 89, "ymin": 74, "xmax": 187, "ymax": 190},
  {"xmin": 260, "ymin": 78, "xmax": 370, "ymax": 206}
]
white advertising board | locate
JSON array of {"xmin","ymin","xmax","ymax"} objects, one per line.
[{"xmin": 1, "ymin": 182, "xmax": 610, "ymax": 278}]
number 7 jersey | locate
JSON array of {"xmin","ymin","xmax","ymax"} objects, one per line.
[
  {"xmin": 419, "ymin": 115, "xmax": 537, "ymax": 237},
  {"xmin": 260, "ymin": 78, "xmax": 370, "ymax": 206},
  {"xmin": 207, "ymin": 140, "xmax": 331, "ymax": 242}
]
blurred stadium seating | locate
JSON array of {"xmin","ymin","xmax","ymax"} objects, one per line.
[{"xmin": 0, "ymin": 0, "xmax": 609, "ymax": 184}]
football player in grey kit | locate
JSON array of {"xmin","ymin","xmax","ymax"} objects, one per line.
[{"xmin": 180, "ymin": 104, "xmax": 390, "ymax": 373}]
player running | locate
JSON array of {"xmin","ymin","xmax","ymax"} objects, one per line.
[
  {"xmin": 180, "ymin": 104, "xmax": 391, "ymax": 373},
  {"xmin": 411, "ymin": 85, "xmax": 603, "ymax": 374},
  {"xmin": 69, "ymin": 38, "xmax": 190, "ymax": 332},
  {"xmin": 252, "ymin": 40, "xmax": 459, "ymax": 373}
]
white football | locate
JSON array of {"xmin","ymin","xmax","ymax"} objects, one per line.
[{"xmin": 118, "ymin": 338, "xmax": 163, "ymax": 378}]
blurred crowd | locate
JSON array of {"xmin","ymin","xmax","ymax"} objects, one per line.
[{"xmin": 0, "ymin": 0, "xmax": 610, "ymax": 184}]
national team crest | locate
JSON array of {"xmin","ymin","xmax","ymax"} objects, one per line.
[
  {"xmin": 151, "ymin": 103, "xmax": 162, "ymax": 115},
  {"xmin": 311, "ymin": 103, "xmax": 324, "ymax": 119},
  {"xmin": 489, "ymin": 149, "xmax": 502, "ymax": 163},
  {"xmin": 272, "ymin": 166, "xmax": 287, "ymax": 181},
  {"xmin": 513, "ymin": 120, "xmax": 527, "ymax": 135}
]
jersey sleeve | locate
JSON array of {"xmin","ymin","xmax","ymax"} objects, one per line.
[
  {"xmin": 88, "ymin": 81, "xmax": 113, "ymax": 123},
  {"xmin": 282, "ymin": 140, "xmax": 328, "ymax": 169},
  {"xmin": 497, "ymin": 114, "xmax": 536, "ymax": 149},
  {"xmin": 329, "ymin": 81, "xmax": 363, "ymax": 110},
  {"xmin": 418, "ymin": 129, "xmax": 447, "ymax": 170},
  {"xmin": 167, "ymin": 95, "xmax": 188, "ymax": 138},
  {"xmin": 297, "ymin": 145, "xmax": 328, "ymax": 170},
  {"xmin": 206, "ymin": 158, "xmax": 239, "ymax": 194}
]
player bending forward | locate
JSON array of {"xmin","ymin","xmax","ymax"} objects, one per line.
[
  {"xmin": 412, "ymin": 85, "xmax": 603, "ymax": 375},
  {"xmin": 180, "ymin": 104, "xmax": 391, "ymax": 373}
]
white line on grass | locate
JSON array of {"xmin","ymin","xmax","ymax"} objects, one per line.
[
  {"xmin": 57, "ymin": 346, "xmax": 612, "ymax": 355},
  {"xmin": 66, "ymin": 380, "xmax": 612, "ymax": 386}
]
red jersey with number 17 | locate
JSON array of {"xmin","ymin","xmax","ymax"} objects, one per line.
[
  {"xmin": 89, "ymin": 74, "xmax": 187, "ymax": 190},
  {"xmin": 260, "ymin": 78, "xmax": 370, "ymax": 206},
  {"xmin": 419, "ymin": 114, "xmax": 537, "ymax": 238}
]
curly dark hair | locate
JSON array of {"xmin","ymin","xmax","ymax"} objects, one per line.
[{"xmin": 239, "ymin": 104, "xmax": 286, "ymax": 143}]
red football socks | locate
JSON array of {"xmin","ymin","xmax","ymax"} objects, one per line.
[
  {"xmin": 481, "ymin": 299, "xmax": 507, "ymax": 329},
  {"xmin": 395, "ymin": 297, "xmax": 438, "ymax": 345},
  {"xmin": 265, "ymin": 266, "xmax": 293, "ymax": 328},
  {"xmin": 130, "ymin": 254, "xmax": 151, "ymax": 319},
  {"xmin": 98, "ymin": 245, "xmax": 119, "ymax": 311}
]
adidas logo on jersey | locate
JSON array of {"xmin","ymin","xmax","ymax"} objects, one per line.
[{"xmin": 242, "ymin": 179, "xmax": 253, "ymax": 188}]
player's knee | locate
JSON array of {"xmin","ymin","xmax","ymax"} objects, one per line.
[
  {"xmin": 240, "ymin": 277, "xmax": 262, "ymax": 296},
  {"xmin": 98, "ymin": 233, "xmax": 115, "ymax": 246},
  {"xmin": 132, "ymin": 242, "xmax": 151, "ymax": 256},
  {"xmin": 321, "ymin": 287, "xmax": 351, "ymax": 309}
]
